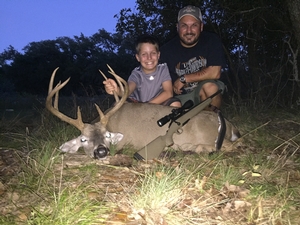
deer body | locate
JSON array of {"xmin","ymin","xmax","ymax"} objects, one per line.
[
  {"xmin": 105, "ymin": 102, "xmax": 239, "ymax": 153},
  {"xmin": 47, "ymin": 67, "xmax": 240, "ymax": 159}
]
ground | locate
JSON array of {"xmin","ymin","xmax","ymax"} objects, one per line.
[{"xmin": 0, "ymin": 96, "xmax": 299, "ymax": 224}]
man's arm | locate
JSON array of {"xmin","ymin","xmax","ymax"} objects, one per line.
[
  {"xmin": 173, "ymin": 66, "xmax": 221, "ymax": 94},
  {"xmin": 186, "ymin": 66, "xmax": 221, "ymax": 82}
]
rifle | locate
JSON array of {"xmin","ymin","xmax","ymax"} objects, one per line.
[{"xmin": 133, "ymin": 89, "xmax": 225, "ymax": 160}]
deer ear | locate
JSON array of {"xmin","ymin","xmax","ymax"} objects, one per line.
[{"xmin": 105, "ymin": 131, "xmax": 124, "ymax": 144}]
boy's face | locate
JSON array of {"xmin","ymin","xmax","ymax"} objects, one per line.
[{"xmin": 135, "ymin": 43, "xmax": 160, "ymax": 74}]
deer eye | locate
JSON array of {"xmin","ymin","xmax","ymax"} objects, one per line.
[{"xmin": 81, "ymin": 138, "xmax": 87, "ymax": 142}]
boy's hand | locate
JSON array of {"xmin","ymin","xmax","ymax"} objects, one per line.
[{"xmin": 103, "ymin": 78, "xmax": 118, "ymax": 95}]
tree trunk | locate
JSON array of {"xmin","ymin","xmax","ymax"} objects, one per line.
[
  {"xmin": 287, "ymin": 0, "xmax": 300, "ymax": 88},
  {"xmin": 287, "ymin": 0, "xmax": 300, "ymax": 48}
]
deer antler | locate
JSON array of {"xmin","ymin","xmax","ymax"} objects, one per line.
[
  {"xmin": 97, "ymin": 65, "xmax": 129, "ymax": 126},
  {"xmin": 98, "ymin": 69, "xmax": 120, "ymax": 102},
  {"xmin": 107, "ymin": 64, "xmax": 126, "ymax": 97},
  {"xmin": 46, "ymin": 66, "xmax": 127, "ymax": 130},
  {"xmin": 46, "ymin": 67, "xmax": 85, "ymax": 131}
]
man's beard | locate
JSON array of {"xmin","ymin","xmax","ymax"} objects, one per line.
[{"xmin": 180, "ymin": 33, "xmax": 199, "ymax": 47}]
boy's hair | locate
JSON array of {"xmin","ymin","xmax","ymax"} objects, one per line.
[{"xmin": 135, "ymin": 34, "xmax": 160, "ymax": 54}]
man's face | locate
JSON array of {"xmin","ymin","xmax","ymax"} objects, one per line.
[{"xmin": 177, "ymin": 15, "xmax": 203, "ymax": 48}]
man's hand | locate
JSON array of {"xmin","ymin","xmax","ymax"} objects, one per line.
[{"xmin": 173, "ymin": 78, "xmax": 185, "ymax": 94}]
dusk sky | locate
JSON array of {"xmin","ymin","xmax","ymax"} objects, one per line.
[{"xmin": 0, "ymin": 0, "xmax": 136, "ymax": 53}]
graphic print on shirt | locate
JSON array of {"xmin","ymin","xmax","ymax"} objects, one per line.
[{"xmin": 175, "ymin": 56, "xmax": 207, "ymax": 93}]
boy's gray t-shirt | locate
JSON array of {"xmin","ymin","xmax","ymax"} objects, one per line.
[{"xmin": 128, "ymin": 63, "xmax": 171, "ymax": 102}]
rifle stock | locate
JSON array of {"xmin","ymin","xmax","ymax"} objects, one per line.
[{"xmin": 133, "ymin": 90, "xmax": 222, "ymax": 160}]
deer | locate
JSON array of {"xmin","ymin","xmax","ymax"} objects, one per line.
[{"xmin": 46, "ymin": 66, "xmax": 240, "ymax": 159}]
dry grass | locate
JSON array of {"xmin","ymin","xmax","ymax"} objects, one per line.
[{"xmin": 0, "ymin": 100, "xmax": 299, "ymax": 224}]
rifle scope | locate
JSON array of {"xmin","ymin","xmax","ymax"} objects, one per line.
[{"xmin": 157, "ymin": 100, "xmax": 194, "ymax": 127}]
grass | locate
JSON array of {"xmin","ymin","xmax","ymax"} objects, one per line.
[
  {"xmin": 0, "ymin": 97, "xmax": 300, "ymax": 224},
  {"xmin": 28, "ymin": 185, "xmax": 109, "ymax": 225},
  {"xmin": 128, "ymin": 166, "xmax": 190, "ymax": 219}
]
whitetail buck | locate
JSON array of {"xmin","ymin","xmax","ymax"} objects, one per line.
[{"xmin": 46, "ymin": 66, "xmax": 240, "ymax": 159}]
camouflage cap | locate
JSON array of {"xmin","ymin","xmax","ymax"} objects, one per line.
[{"xmin": 178, "ymin": 5, "xmax": 202, "ymax": 22}]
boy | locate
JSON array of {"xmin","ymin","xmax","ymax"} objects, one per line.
[{"xmin": 104, "ymin": 34, "xmax": 181, "ymax": 107}]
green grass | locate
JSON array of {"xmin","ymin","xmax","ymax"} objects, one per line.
[
  {"xmin": 28, "ymin": 186, "xmax": 109, "ymax": 225},
  {"xmin": 0, "ymin": 101, "xmax": 299, "ymax": 224}
]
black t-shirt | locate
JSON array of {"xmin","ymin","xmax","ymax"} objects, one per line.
[{"xmin": 160, "ymin": 31, "xmax": 226, "ymax": 92}]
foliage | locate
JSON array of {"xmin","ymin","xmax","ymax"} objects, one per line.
[
  {"xmin": 1, "ymin": 104, "xmax": 300, "ymax": 224},
  {"xmin": 0, "ymin": 30, "xmax": 136, "ymax": 96},
  {"xmin": 115, "ymin": 0, "xmax": 300, "ymax": 108},
  {"xmin": 1, "ymin": 91, "xmax": 300, "ymax": 224},
  {"xmin": 1, "ymin": 0, "xmax": 300, "ymax": 108}
]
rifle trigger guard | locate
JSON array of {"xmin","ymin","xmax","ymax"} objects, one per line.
[{"xmin": 174, "ymin": 120, "xmax": 180, "ymax": 126}]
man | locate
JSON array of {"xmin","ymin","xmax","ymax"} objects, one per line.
[{"xmin": 160, "ymin": 5, "xmax": 226, "ymax": 109}]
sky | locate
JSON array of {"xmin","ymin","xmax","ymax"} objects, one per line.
[{"xmin": 0, "ymin": 0, "xmax": 136, "ymax": 53}]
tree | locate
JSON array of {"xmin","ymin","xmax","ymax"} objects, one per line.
[
  {"xmin": 0, "ymin": 30, "xmax": 136, "ymax": 95},
  {"xmin": 286, "ymin": 0, "xmax": 300, "ymax": 84},
  {"xmin": 115, "ymin": 0, "xmax": 299, "ymax": 108},
  {"xmin": 1, "ymin": 0, "xmax": 299, "ymax": 108}
]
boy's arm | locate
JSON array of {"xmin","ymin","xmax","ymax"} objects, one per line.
[
  {"xmin": 128, "ymin": 81, "xmax": 137, "ymax": 97},
  {"xmin": 148, "ymin": 80, "xmax": 173, "ymax": 104}
]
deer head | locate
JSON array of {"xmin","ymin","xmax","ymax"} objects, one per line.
[{"xmin": 46, "ymin": 66, "xmax": 128, "ymax": 159}]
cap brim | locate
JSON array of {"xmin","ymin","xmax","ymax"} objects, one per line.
[{"xmin": 178, "ymin": 14, "xmax": 201, "ymax": 21}]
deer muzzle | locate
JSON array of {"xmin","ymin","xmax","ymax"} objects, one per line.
[{"xmin": 93, "ymin": 144, "xmax": 109, "ymax": 159}]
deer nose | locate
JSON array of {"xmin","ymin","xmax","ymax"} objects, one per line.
[{"xmin": 94, "ymin": 145, "xmax": 109, "ymax": 159}]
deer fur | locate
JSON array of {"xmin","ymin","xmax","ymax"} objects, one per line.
[{"xmin": 47, "ymin": 67, "xmax": 240, "ymax": 159}]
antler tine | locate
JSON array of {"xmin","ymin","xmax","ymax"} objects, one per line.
[
  {"xmin": 99, "ymin": 69, "xmax": 120, "ymax": 103},
  {"xmin": 99, "ymin": 65, "xmax": 129, "ymax": 126},
  {"xmin": 106, "ymin": 64, "xmax": 115, "ymax": 74},
  {"xmin": 99, "ymin": 69, "xmax": 108, "ymax": 80},
  {"xmin": 46, "ymin": 68, "xmax": 85, "ymax": 131},
  {"xmin": 107, "ymin": 64, "xmax": 125, "ymax": 96},
  {"xmin": 49, "ymin": 68, "xmax": 62, "ymax": 110},
  {"xmin": 53, "ymin": 82, "xmax": 61, "ymax": 110},
  {"xmin": 48, "ymin": 67, "xmax": 59, "ymax": 94},
  {"xmin": 94, "ymin": 104, "xmax": 105, "ymax": 123}
]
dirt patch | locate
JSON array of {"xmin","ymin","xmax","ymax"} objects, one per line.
[
  {"xmin": 0, "ymin": 112, "xmax": 299, "ymax": 224},
  {"xmin": 0, "ymin": 148, "xmax": 254, "ymax": 224}
]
